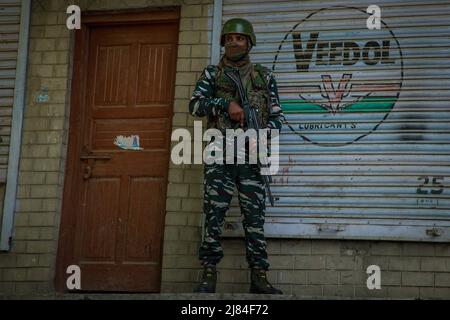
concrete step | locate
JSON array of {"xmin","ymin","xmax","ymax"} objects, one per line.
[{"xmin": 2, "ymin": 293, "xmax": 382, "ymax": 300}]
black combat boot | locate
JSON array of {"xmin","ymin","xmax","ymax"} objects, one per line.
[
  {"xmin": 194, "ymin": 266, "xmax": 217, "ymax": 293},
  {"xmin": 249, "ymin": 269, "xmax": 283, "ymax": 294}
]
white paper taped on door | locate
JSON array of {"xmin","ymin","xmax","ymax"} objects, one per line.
[{"xmin": 113, "ymin": 135, "xmax": 143, "ymax": 150}]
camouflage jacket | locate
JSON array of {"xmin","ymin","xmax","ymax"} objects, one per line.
[{"xmin": 189, "ymin": 63, "xmax": 283, "ymax": 133}]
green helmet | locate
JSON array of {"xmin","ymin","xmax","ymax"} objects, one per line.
[{"xmin": 220, "ymin": 18, "xmax": 256, "ymax": 47}]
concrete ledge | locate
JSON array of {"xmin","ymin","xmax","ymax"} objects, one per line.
[{"xmin": 1, "ymin": 293, "xmax": 405, "ymax": 300}]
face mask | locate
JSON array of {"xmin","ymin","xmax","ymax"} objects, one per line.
[{"xmin": 224, "ymin": 42, "xmax": 248, "ymax": 61}]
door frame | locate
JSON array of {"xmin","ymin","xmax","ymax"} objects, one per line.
[{"xmin": 55, "ymin": 7, "xmax": 180, "ymax": 293}]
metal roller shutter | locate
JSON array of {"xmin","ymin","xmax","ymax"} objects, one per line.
[
  {"xmin": 219, "ymin": 0, "xmax": 450, "ymax": 241},
  {"xmin": 0, "ymin": 1, "xmax": 21, "ymax": 183}
]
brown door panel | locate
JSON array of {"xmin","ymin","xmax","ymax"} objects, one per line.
[
  {"xmin": 92, "ymin": 108, "xmax": 172, "ymax": 118},
  {"xmin": 75, "ymin": 177, "xmax": 121, "ymax": 262},
  {"xmin": 124, "ymin": 177, "xmax": 166, "ymax": 262},
  {"xmin": 92, "ymin": 118, "xmax": 171, "ymax": 151},
  {"xmin": 87, "ymin": 154, "xmax": 170, "ymax": 176}
]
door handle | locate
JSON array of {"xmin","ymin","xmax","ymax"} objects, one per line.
[
  {"xmin": 80, "ymin": 154, "xmax": 112, "ymax": 161},
  {"xmin": 80, "ymin": 153, "xmax": 111, "ymax": 180},
  {"xmin": 83, "ymin": 165, "xmax": 92, "ymax": 180}
]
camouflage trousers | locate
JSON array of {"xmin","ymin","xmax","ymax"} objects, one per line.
[{"xmin": 198, "ymin": 162, "xmax": 270, "ymax": 270}]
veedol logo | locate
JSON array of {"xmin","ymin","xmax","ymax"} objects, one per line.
[{"xmin": 273, "ymin": 6, "xmax": 404, "ymax": 146}]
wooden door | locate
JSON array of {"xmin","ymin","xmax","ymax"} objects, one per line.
[{"xmin": 56, "ymin": 10, "xmax": 179, "ymax": 292}]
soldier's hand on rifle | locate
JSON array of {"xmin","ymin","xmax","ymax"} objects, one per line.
[
  {"xmin": 249, "ymin": 137, "xmax": 267, "ymax": 157},
  {"xmin": 228, "ymin": 101, "xmax": 245, "ymax": 128},
  {"xmin": 249, "ymin": 137, "xmax": 257, "ymax": 155}
]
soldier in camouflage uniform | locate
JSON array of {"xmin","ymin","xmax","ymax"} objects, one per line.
[{"xmin": 190, "ymin": 18, "xmax": 284, "ymax": 294}]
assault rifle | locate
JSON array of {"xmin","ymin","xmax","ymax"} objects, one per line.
[{"xmin": 225, "ymin": 68, "xmax": 275, "ymax": 206}]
